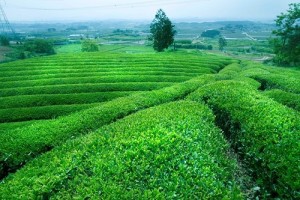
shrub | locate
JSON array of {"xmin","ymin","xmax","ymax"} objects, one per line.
[
  {"xmin": 187, "ymin": 80, "xmax": 300, "ymax": 199},
  {"xmin": 23, "ymin": 39, "xmax": 55, "ymax": 55},
  {"xmin": 81, "ymin": 40, "xmax": 99, "ymax": 52},
  {"xmin": 201, "ymin": 30, "xmax": 220, "ymax": 38},
  {"xmin": 0, "ymin": 101, "xmax": 243, "ymax": 199},
  {"xmin": 0, "ymin": 75, "xmax": 216, "ymax": 180},
  {"xmin": 263, "ymin": 89, "xmax": 300, "ymax": 111}
]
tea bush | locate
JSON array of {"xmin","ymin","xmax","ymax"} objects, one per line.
[
  {"xmin": 263, "ymin": 89, "xmax": 300, "ymax": 111},
  {"xmin": 0, "ymin": 75, "xmax": 216, "ymax": 180},
  {"xmin": 0, "ymin": 101, "xmax": 243, "ymax": 199},
  {"xmin": 187, "ymin": 80, "xmax": 300, "ymax": 199}
]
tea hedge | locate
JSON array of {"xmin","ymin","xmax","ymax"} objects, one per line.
[
  {"xmin": 187, "ymin": 80, "xmax": 300, "ymax": 199},
  {"xmin": 263, "ymin": 89, "xmax": 300, "ymax": 111},
  {"xmin": 0, "ymin": 75, "xmax": 216, "ymax": 180},
  {"xmin": 0, "ymin": 75, "xmax": 190, "ymax": 89},
  {"xmin": 0, "ymin": 91, "xmax": 137, "ymax": 109},
  {"xmin": 251, "ymin": 73, "xmax": 300, "ymax": 93},
  {"xmin": 0, "ymin": 101, "xmax": 243, "ymax": 199},
  {"xmin": 0, "ymin": 82, "xmax": 173, "ymax": 97},
  {"xmin": 0, "ymin": 103, "xmax": 102, "ymax": 123},
  {"xmin": 0, "ymin": 70, "xmax": 202, "ymax": 82}
]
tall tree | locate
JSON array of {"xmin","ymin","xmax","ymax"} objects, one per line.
[
  {"xmin": 149, "ymin": 9, "xmax": 176, "ymax": 52},
  {"xmin": 272, "ymin": 3, "xmax": 300, "ymax": 65},
  {"xmin": 218, "ymin": 36, "xmax": 227, "ymax": 51}
]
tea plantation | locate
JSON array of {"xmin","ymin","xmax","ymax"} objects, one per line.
[{"xmin": 0, "ymin": 51, "xmax": 299, "ymax": 199}]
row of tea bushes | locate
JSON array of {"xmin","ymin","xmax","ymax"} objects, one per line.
[
  {"xmin": 0, "ymin": 91, "xmax": 136, "ymax": 109},
  {"xmin": 0, "ymin": 75, "xmax": 217, "ymax": 180},
  {"xmin": 0, "ymin": 103, "xmax": 102, "ymax": 123},
  {"xmin": 0, "ymin": 82, "xmax": 173, "ymax": 97},
  {"xmin": 187, "ymin": 80, "xmax": 300, "ymax": 199},
  {"xmin": 263, "ymin": 89, "xmax": 300, "ymax": 112},
  {"xmin": 0, "ymin": 101, "xmax": 243, "ymax": 199},
  {"xmin": 0, "ymin": 75, "xmax": 191, "ymax": 89}
]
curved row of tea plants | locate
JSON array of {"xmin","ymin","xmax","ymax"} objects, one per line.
[
  {"xmin": 0, "ymin": 75, "xmax": 192, "ymax": 89},
  {"xmin": 187, "ymin": 80, "xmax": 300, "ymax": 199},
  {"xmin": 0, "ymin": 70, "xmax": 204, "ymax": 82},
  {"xmin": 0, "ymin": 101, "xmax": 243, "ymax": 199},
  {"xmin": 0, "ymin": 91, "xmax": 136, "ymax": 109},
  {"xmin": 263, "ymin": 89, "xmax": 300, "ymax": 112},
  {"xmin": 0, "ymin": 75, "xmax": 217, "ymax": 180},
  {"xmin": 239, "ymin": 62, "xmax": 300, "ymax": 94},
  {"xmin": 0, "ymin": 82, "xmax": 173, "ymax": 97},
  {"xmin": 0, "ymin": 103, "xmax": 103, "ymax": 123},
  {"xmin": 0, "ymin": 52, "xmax": 234, "ymax": 122}
]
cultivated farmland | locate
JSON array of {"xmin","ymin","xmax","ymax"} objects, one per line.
[{"xmin": 0, "ymin": 51, "xmax": 299, "ymax": 199}]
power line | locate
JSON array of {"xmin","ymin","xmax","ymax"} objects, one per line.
[
  {"xmin": 7, "ymin": 0, "xmax": 204, "ymax": 11},
  {"xmin": 0, "ymin": 2, "xmax": 16, "ymax": 37}
]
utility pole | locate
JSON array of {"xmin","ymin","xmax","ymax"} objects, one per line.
[{"xmin": 0, "ymin": 2, "xmax": 16, "ymax": 38}]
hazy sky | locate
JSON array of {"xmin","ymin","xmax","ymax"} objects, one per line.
[{"xmin": 2, "ymin": 0, "xmax": 299, "ymax": 22}]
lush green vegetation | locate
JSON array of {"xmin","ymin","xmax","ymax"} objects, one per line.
[
  {"xmin": 149, "ymin": 9, "xmax": 176, "ymax": 52},
  {"xmin": 187, "ymin": 80, "xmax": 300, "ymax": 199},
  {"xmin": 0, "ymin": 101, "xmax": 243, "ymax": 199},
  {"xmin": 0, "ymin": 48, "xmax": 299, "ymax": 199},
  {"xmin": 263, "ymin": 89, "xmax": 300, "ymax": 111},
  {"xmin": 271, "ymin": 3, "xmax": 300, "ymax": 66},
  {"xmin": 81, "ymin": 39, "xmax": 99, "ymax": 52}
]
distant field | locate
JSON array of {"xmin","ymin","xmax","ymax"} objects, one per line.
[{"xmin": 0, "ymin": 50, "xmax": 299, "ymax": 199}]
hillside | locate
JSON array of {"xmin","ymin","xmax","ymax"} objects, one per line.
[{"xmin": 0, "ymin": 51, "xmax": 299, "ymax": 199}]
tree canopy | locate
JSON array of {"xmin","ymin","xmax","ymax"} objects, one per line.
[
  {"xmin": 81, "ymin": 39, "xmax": 99, "ymax": 52},
  {"xmin": 23, "ymin": 39, "xmax": 55, "ymax": 55},
  {"xmin": 201, "ymin": 30, "xmax": 220, "ymax": 38},
  {"xmin": 218, "ymin": 36, "xmax": 227, "ymax": 51},
  {"xmin": 272, "ymin": 3, "xmax": 300, "ymax": 65},
  {"xmin": 149, "ymin": 9, "xmax": 176, "ymax": 52}
]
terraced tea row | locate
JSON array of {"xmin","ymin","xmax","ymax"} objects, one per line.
[
  {"xmin": 187, "ymin": 80, "xmax": 300, "ymax": 199},
  {"xmin": 0, "ymin": 70, "xmax": 204, "ymax": 82},
  {"xmin": 0, "ymin": 51, "xmax": 299, "ymax": 199},
  {"xmin": 0, "ymin": 75, "xmax": 217, "ymax": 180},
  {"xmin": 263, "ymin": 89, "xmax": 300, "ymax": 111},
  {"xmin": 0, "ymin": 75, "xmax": 191, "ymax": 89},
  {"xmin": 0, "ymin": 52, "xmax": 233, "ymax": 123},
  {"xmin": 0, "ymin": 82, "xmax": 173, "ymax": 97},
  {"xmin": 0, "ymin": 91, "xmax": 136, "ymax": 109},
  {"xmin": 0, "ymin": 101, "xmax": 243, "ymax": 199}
]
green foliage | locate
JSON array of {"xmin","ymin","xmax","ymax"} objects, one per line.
[
  {"xmin": 187, "ymin": 81, "xmax": 300, "ymax": 199},
  {"xmin": 0, "ymin": 82, "xmax": 172, "ymax": 97},
  {"xmin": 0, "ymin": 91, "xmax": 136, "ymax": 109},
  {"xmin": 149, "ymin": 9, "xmax": 176, "ymax": 52},
  {"xmin": 23, "ymin": 39, "xmax": 55, "ymax": 55},
  {"xmin": 0, "ymin": 75, "xmax": 217, "ymax": 180},
  {"xmin": 0, "ymin": 75, "xmax": 190, "ymax": 90},
  {"xmin": 201, "ymin": 29, "xmax": 221, "ymax": 38},
  {"xmin": 81, "ymin": 39, "xmax": 99, "ymax": 52},
  {"xmin": 251, "ymin": 73, "xmax": 300, "ymax": 93},
  {"xmin": 0, "ymin": 35, "xmax": 9, "ymax": 46},
  {"xmin": 175, "ymin": 43, "xmax": 213, "ymax": 50},
  {"xmin": 219, "ymin": 36, "xmax": 227, "ymax": 51},
  {"xmin": 263, "ymin": 89, "xmax": 300, "ymax": 111},
  {"xmin": 0, "ymin": 101, "xmax": 243, "ymax": 199},
  {"xmin": 271, "ymin": 3, "xmax": 300, "ymax": 65}
]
